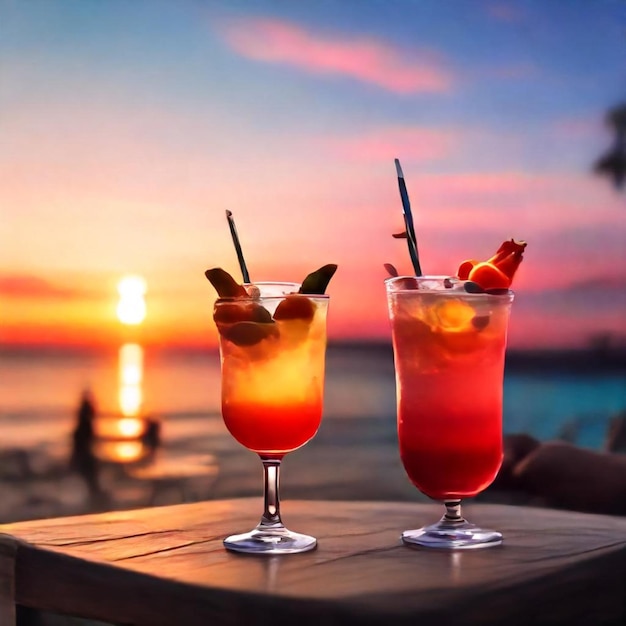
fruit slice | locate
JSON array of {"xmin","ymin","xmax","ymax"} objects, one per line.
[
  {"xmin": 416, "ymin": 299, "xmax": 489, "ymax": 355},
  {"xmin": 220, "ymin": 321, "xmax": 278, "ymax": 347},
  {"xmin": 466, "ymin": 263, "xmax": 510, "ymax": 290},
  {"xmin": 213, "ymin": 302, "xmax": 273, "ymax": 325},
  {"xmin": 299, "ymin": 264, "xmax": 338, "ymax": 295},
  {"xmin": 432, "ymin": 299, "xmax": 476, "ymax": 332},
  {"xmin": 457, "ymin": 260, "xmax": 478, "ymax": 281},
  {"xmin": 274, "ymin": 295, "xmax": 316, "ymax": 321},
  {"xmin": 457, "ymin": 239, "xmax": 527, "ymax": 291}
]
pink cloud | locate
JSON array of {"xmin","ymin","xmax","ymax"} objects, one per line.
[
  {"xmin": 408, "ymin": 171, "xmax": 624, "ymax": 222},
  {"xmin": 0, "ymin": 274, "xmax": 96, "ymax": 300},
  {"xmin": 321, "ymin": 126, "xmax": 459, "ymax": 162},
  {"xmin": 509, "ymin": 276, "xmax": 626, "ymax": 348},
  {"xmin": 216, "ymin": 18, "xmax": 453, "ymax": 94}
]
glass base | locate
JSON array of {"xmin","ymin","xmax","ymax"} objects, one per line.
[
  {"xmin": 402, "ymin": 519, "xmax": 502, "ymax": 550},
  {"xmin": 224, "ymin": 526, "xmax": 317, "ymax": 555}
]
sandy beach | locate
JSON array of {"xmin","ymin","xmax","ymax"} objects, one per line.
[
  {"xmin": 0, "ymin": 410, "xmax": 428, "ymax": 525},
  {"xmin": 6, "ymin": 408, "xmax": 580, "ymax": 531}
]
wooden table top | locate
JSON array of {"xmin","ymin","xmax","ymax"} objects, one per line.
[{"xmin": 0, "ymin": 499, "xmax": 625, "ymax": 626}]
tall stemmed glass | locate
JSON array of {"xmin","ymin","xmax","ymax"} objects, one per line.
[
  {"xmin": 385, "ymin": 276, "xmax": 514, "ymax": 549},
  {"xmin": 215, "ymin": 282, "xmax": 328, "ymax": 554}
]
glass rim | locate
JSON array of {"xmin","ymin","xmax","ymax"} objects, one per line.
[
  {"xmin": 244, "ymin": 281, "xmax": 301, "ymax": 287},
  {"xmin": 385, "ymin": 275, "xmax": 514, "ymax": 300},
  {"xmin": 215, "ymin": 281, "xmax": 330, "ymax": 302}
]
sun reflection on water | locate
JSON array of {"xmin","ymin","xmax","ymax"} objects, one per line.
[{"xmin": 118, "ymin": 343, "xmax": 144, "ymax": 417}]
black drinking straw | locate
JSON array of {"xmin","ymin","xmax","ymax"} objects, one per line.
[
  {"xmin": 394, "ymin": 158, "xmax": 422, "ymax": 276},
  {"xmin": 225, "ymin": 210, "xmax": 251, "ymax": 283}
]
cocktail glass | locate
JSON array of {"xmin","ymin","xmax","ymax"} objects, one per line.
[
  {"xmin": 385, "ymin": 276, "xmax": 514, "ymax": 549},
  {"xmin": 214, "ymin": 282, "xmax": 328, "ymax": 554}
]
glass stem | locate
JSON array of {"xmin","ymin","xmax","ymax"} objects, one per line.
[
  {"xmin": 443, "ymin": 500, "xmax": 464, "ymax": 524},
  {"xmin": 258, "ymin": 459, "xmax": 284, "ymax": 530}
]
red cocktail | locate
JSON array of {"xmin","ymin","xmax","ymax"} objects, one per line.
[{"xmin": 386, "ymin": 275, "xmax": 514, "ymax": 549}]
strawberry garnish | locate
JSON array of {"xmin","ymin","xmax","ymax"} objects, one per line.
[{"xmin": 458, "ymin": 239, "xmax": 527, "ymax": 291}]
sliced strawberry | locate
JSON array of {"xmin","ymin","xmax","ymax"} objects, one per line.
[
  {"xmin": 457, "ymin": 259, "xmax": 477, "ymax": 281},
  {"xmin": 468, "ymin": 262, "xmax": 511, "ymax": 290},
  {"xmin": 459, "ymin": 239, "xmax": 527, "ymax": 290}
]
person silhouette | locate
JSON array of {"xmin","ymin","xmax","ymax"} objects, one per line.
[
  {"xmin": 70, "ymin": 389, "xmax": 104, "ymax": 500},
  {"xmin": 142, "ymin": 417, "xmax": 162, "ymax": 457}
]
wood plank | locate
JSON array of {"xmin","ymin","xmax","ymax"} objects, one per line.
[
  {"xmin": 1, "ymin": 500, "xmax": 625, "ymax": 626},
  {"xmin": 0, "ymin": 534, "xmax": 17, "ymax": 626}
]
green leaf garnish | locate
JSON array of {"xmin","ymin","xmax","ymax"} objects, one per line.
[
  {"xmin": 204, "ymin": 268, "xmax": 248, "ymax": 298},
  {"xmin": 298, "ymin": 264, "xmax": 338, "ymax": 295}
]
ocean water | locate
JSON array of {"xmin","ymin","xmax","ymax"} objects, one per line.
[{"xmin": 0, "ymin": 345, "xmax": 624, "ymax": 452}]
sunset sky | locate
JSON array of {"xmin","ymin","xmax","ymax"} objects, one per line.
[{"xmin": 1, "ymin": 0, "xmax": 625, "ymax": 350}]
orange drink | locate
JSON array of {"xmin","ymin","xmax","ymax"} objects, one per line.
[
  {"xmin": 208, "ymin": 273, "xmax": 333, "ymax": 555},
  {"xmin": 216, "ymin": 283, "xmax": 328, "ymax": 457}
]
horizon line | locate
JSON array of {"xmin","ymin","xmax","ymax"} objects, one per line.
[{"xmin": 1, "ymin": 339, "xmax": 625, "ymax": 357}]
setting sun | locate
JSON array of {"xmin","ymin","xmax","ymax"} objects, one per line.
[{"xmin": 116, "ymin": 276, "xmax": 147, "ymax": 326}]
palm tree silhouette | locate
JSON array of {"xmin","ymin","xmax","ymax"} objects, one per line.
[{"xmin": 594, "ymin": 103, "xmax": 626, "ymax": 190}]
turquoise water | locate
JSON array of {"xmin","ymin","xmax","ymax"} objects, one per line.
[
  {"xmin": 0, "ymin": 347, "xmax": 624, "ymax": 450},
  {"xmin": 325, "ymin": 347, "xmax": 626, "ymax": 449},
  {"xmin": 504, "ymin": 373, "xmax": 625, "ymax": 448}
]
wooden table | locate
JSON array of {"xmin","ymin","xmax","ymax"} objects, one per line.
[{"xmin": 0, "ymin": 499, "xmax": 624, "ymax": 625}]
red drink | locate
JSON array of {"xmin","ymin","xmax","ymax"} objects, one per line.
[
  {"xmin": 387, "ymin": 277, "xmax": 513, "ymax": 501},
  {"xmin": 222, "ymin": 400, "xmax": 322, "ymax": 456},
  {"xmin": 398, "ymin": 364, "xmax": 505, "ymax": 500}
]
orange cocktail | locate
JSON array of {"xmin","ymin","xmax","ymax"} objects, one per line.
[
  {"xmin": 210, "ymin": 276, "xmax": 331, "ymax": 554},
  {"xmin": 217, "ymin": 283, "xmax": 328, "ymax": 457},
  {"xmin": 386, "ymin": 275, "xmax": 514, "ymax": 549}
]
